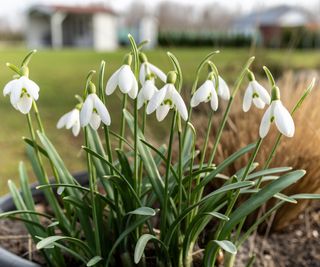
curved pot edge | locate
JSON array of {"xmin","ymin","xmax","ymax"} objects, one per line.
[{"xmin": 0, "ymin": 171, "xmax": 88, "ymax": 267}]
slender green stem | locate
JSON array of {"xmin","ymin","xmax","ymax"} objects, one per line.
[
  {"xmin": 138, "ymin": 106, "xmax": 147, "ymax": 197},
  {"xmin": 84, "ymin": 127, "xmax": 101, "ymax": 256},
  {"xmin": 161, "ymin": 112, "xmax": 177, "ymax": 239},
  {"xmin": 26, "ymin": 114, "xmax": 70, "ymax": 231},
  {"xmin": 98, "ymin": 61, "xmax": 114, "ymax": 175},
  {"xmin": 32, "ymin": 101, "xmax": 44, "ymax": 133},
  {"xmin": 208, "ymin": 98, "xmax": 233, "ymax": 165},
  {"xmin": 178, "ymin": 131, "xmax": 183, "ymax": 216},
  {"xmin": 211, "ymin": 138, "xmax": 263, "ymax": 264},
  {"xmin": 191, "ymin": 110, "xmax": 213, "ymax": 219},
  {"xmin": 119, "ymin": 94, "xmax": 127, "ymax": 149}
]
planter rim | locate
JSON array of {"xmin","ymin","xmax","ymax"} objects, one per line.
[{"xmin": 0, "ymin": 171, "xmax": 88, "ymax": 267}]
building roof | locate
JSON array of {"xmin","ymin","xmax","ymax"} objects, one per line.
[
  {"xmin": 29, "ymin": 4, "xmax": 116, "ymax": 16},
  {"xmin": 233, "ymin": 5, "xmax": 316, "ymax": 29}
]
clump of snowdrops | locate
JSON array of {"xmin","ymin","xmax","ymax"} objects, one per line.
[{"xmin": 1, "ymin": 35, "xmax": 319, "ymax": 267}]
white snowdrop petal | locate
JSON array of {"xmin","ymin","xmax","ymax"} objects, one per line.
[
  {"xmin": 10, "ymin": 81, "xmax": 23, "ymax": 106},
  {"xmin": 89, "ymin": 112, "xmax": 101, "ymax": 130},
  {"xmin": 156, "ymin": 105, "xmax": 171, "ymax": 121},
  {"xmin": 23, "ymin": 77, "xmax": 40, "ymax": 100},
  {"xmin": 128, "ymin": 75, "xmax": 138, "ymax": 99},
  {"xmin": 253, "ymin": 97, "xmax": 266, "ymax": 109},
  {"xmin": 17, "ymin": 95, "xmax": 33, "ymax": 114},
  {"xmin": 171, "ymin": 87, "xmax": 188, "ymax": 121},
  {"xmin": 66, "ymin": 109, "xmax": 77, "ymax": 129},
  {"xmin": 147, "ymin": 62, "xmax": 167, "ymax": 83},
  {"xmin": 217, "ymin": 76, "xmax": 230, "ymax": 100},
  {"xmin": 72, "ymin": 121, "xmax": 81, "ymax": 136},
  {"xmin": 139, "ymin": 63, "xmax": 147, "ymax": 84},
  {"xmin": 243, "ymin": 84, "xmax": 253, "ymax": 112},
  {"xmin": 106, "ymin": 69, "xmax": 120, "ymax": 95},
  {"xmin": 146, "ymin": 85, "xmax": 167, "ymax": 114},
  {"xmin": 143, "ymin": 80, "xmax": 157, "ymax": 101},
  {"xmin": 253, "ymin": 81, "xmax": 270, "ymax": 104},
  {"xmin": 80, "ymin": 95, "xmax": 94, "ymax": 127},
  {"xmin": 259, "ymin": 104, "xmax": 273, "ymax": 138},
  {"xmin": 274, "ymin": 101, "xmax": 295, "ymax": 137},
  {"xmin": 93, "ymin": 95, "xmax": 111, "ymax": 126},
  {"xmin": 57, "ymin": 112, "xmax": 71, "ymax": 129},
  {"xmin": 137, "ymin": 91, "xmax": 145, "ymax": 110},
  {"xmin": 118, "ymin": 65, "xmax": 133, "ymax": 93},
  {"xmin": 3, "ymin": 80, "xmax": 16, "ymax": 96},
  {"xmin": 191, "ymin": 80, "xmax": 212, "ymax": 107},
  {"xmin": 210, "ymin": 89, "xmax": 219, "ymax": 111}
]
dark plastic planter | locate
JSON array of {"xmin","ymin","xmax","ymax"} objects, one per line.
[{"xmin": 0, "ymin": 172, "xmax": 88, "ymax": 267}]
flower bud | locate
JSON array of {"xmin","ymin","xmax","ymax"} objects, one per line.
[
  {"xmin": 166, "ymin": 71, "xmax": 177, "ymax": 84},
  {"xmin": 20, "ymin": 66, "xmax": 29, "ymax": 77},
  {"xmin": 247, "ymin": 70, "xmax": 255, "ymax": 82},
  {"xmin": 139, "ymin": 52, "xmax": 148, "ymax": 63},
  {"xmin": 88, "ymin": 81, "xmax": 96, "ymax": 94},
  {"xmin": 271, "ymin": 86, "xmax": 280, "ymax": 101},
  {"xmin": 123, "ymin": 54, "xmax": 132, "ymax": 66}
]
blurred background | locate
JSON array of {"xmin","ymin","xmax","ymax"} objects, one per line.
[{"xmin": 0, "ymin": 1, "xmax": 319, "ymax": 185}]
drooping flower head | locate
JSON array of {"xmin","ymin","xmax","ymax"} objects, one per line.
[
  {"xmin": 146, "ymin": 71, "xmax": 188, "ymax": 122},
  {"xmin": 105, "ymin": 54, "xmax": 138, "ymax": 99},
  {"xmin": 57, "ymin": 104, "xmax": 81, "ymax": 137},
  {"xmin": 259, "ymin": 69, "xmax": 294, "ymax": 138},
  {"xmin": 243, "ymin": 70, "xmax": 270, "ymax": 112},
  {"xmin": 137, "ymin": 75, "xmax": 159, "ymax": 110},
  {"xmin": 139, "ymin": 52, "xmax": 166, "ymax": 84},
  {"xmin": 190, "ymin": 72, "xmax": 219, "ymax": 111},
  {"xmin": 80, "ymin": 81, "xmax": 111, "ymax": 130},
  {"xmin": 3, "ymin": 50, "xmax": 40, "ymax": 114}
]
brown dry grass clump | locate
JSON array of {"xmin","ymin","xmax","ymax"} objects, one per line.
[{"xmin": 193, "ymin": 70, "xmax": 320, "ymax": 230}]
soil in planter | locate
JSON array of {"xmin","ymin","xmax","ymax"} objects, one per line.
[
  {"xmin": 0, "ymin": 201, "xmax": 319, "ymax": 267},
  {"xmin": 0, "ymin": 219, "xmax": 46, "ymax": 265},
  {"xmin": 235, "ymin": 201, "xmax": 320, "ymax": 267}
]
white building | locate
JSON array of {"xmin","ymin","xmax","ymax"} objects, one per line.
[{"xmin": 26, "ymin": 5, "xmax": 118, "ymax": 51}]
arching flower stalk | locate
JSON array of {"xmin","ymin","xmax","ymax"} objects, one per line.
[
  {"xmin": 146, "ymin": 71, "xmax": 188, "ymax": 121},
  {"xmin": 105, "ymin": 54, "xmax": 138, "ymax": 99},
  {"xmin": 80, "ymin": 82, "xmax": 111, "ymax": 130},
  {"xmin": 243, "ymin": 70, "xmax": 270, "ymax": 112}
]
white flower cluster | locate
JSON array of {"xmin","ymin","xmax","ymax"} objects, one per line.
[{"xmin": 2, "ymin": 53, "xmax": 294, "ymax": 139}]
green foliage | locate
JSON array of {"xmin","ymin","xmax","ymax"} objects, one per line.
[{"xmin": 0, "ymin": 41, "xmax": 318, "ymax": 267}]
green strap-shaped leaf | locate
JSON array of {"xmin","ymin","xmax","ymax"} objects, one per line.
[
  {"xmin": 127, "ymin": 207, "xmax": 156, "ymax": 216},
  {"xmin": 87, "ymin": 256, "xmax": 103, "ymax": 266},
  {"xmin": 203, "ymin": 170, "xmax": 306, "ymax": 267},
  {"xmin": 214, "ymin": 240, "xmax": 237, "ymax": 255},
  {"xmin": 134, "ymin": 234, "xmax": 170, "ymax": 265}
]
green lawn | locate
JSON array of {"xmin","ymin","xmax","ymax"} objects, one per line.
[{"xmin": 0, "ymin": 47, "xmax": 319, "ymax": 195}]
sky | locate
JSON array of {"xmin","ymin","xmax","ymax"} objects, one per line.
[{"xmin": 1, "ymin": 0, "xmax": 319, "ymax": 31}]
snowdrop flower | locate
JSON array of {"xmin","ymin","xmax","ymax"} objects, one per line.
[
  {"xmin": 190, "ymin": 72, "xmax": 219, "ymax": 111},
  {"xmin": 3, "ymin": 76, "xmax": 39, "ymax": 114},
  {"xmin": 216, "ymin": 76, "xmax": 230, "ymax": 101},
  {"xmin": 137, "ymin": 75, "xmax": 158, "ymax": 109},
  {"xmin": 106, "ymin": 54, "xmax": 138, "ymax": 99},
  {"xmin": 139, "ymin": 52, "xmax": 166, "ymax": 84},
  {"xmin": 243, "ymin": 71, "xmax": 270, "ymax": 112},
  {"xmin": 57, "ymin": 107, "xmax": 81, "ymax": 136},
  {"xmin": 259, "ymin": 86, "xmax": 294, "ymax": 138},
  {"xmin": 146, "ymin": 71, "xmax": 188, "ymax": 122},
  {"xmin": 80, "ymin": 83, "xmax": 111, "ymax": 130}
]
